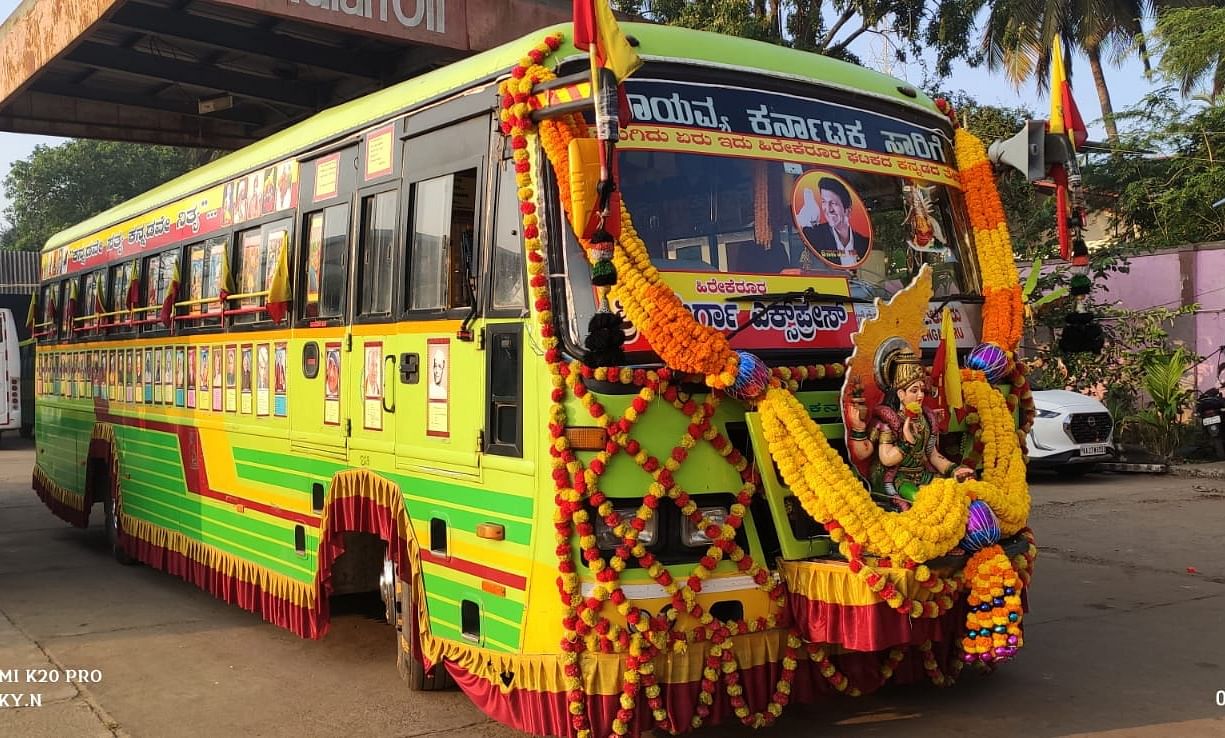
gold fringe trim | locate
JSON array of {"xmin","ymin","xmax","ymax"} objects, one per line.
[
  {"xmin": 91, "ymin": 422, "xmax": 115, "ymax": 446},
  {"xmin": 33, "ymin": 465, "xmax": 86, "ymax": 511},
  {"xmin": 121, "ymin": 514, "xmax": 317, "ymax": 609}
]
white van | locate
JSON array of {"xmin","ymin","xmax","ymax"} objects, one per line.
[{"xmin": 0, "ymin": 308, "xmax": 21, "ymax": 439}]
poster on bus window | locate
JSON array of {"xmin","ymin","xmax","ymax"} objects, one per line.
[
  {"xmin": 363, "ymin": 341, "xmax": 383, "ymax": 431},
  {"xmin": 108, "ymin": 352, "xmax": 116, "ymax": 401},
  {"xmin": 240, "ymin": 344, "xmax": 253, "ymax": 414},
  {"xmin": 274, "ymin": 342, "xmax": 288, "ymax": 417},
  {"xmin": 212, "ymin": 346, "xmax": 223, "ymax": 411},
  {"xmin": 189, "ymin": 248, "xmax": 205, "ymax": 306},
  {"xmin": 256, "ymin": 344, "xmax": 271, "ymax": 417},
  {"xmin": 305, "ymin": 215, "xmax": 323, "ymax": 307},
  {"xmin": 140, "ymin": 349, "xmax": 151, "ymax": 404},
  {"xmin": 324, "ymin": 342, "xmax": 341, "ymax": 426},
  {"xmin": 225, "ymin": 345, "xmax": 237, "ymax": 412},
  {"xmin": 240, "ymin": 232, "xmax": 263, "ymax": 308}
]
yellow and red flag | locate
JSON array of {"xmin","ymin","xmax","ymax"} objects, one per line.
[
  {"xmin": 573, "ymin": 0, "xmax": 641, "ymax": 83},
  {"xmin": 125, "ymin": 260, "xmax": 141, "ymax": 317},
  {"xmin": 24, "ymin": 291, "xmax": 36, "ymax": 335},
  {"xmin": 159, "ymin": 260, "xmax": 180, "ymax": 329},
  {"xmin": 928, "ymin": 307, "xmax": 965, "ymax": 430},
  {"xmin": 218, "ymin": 247, "xmax": 233, "ymax": 304},
  {"xmin": 265, "ymin": 242, "xmax": 291, "ymax": 325},
  {"xmin": 1049, "ymin": 42, "xmax": 1087, "ymax": 152}
]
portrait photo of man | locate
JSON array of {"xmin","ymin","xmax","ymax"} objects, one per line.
[{"xmin": 796, "ymin": 174, "xmax": 872, "ymax": 269}]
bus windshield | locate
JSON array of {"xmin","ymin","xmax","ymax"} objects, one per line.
[{"xmin": 561, "ymin": 78, "xmax": 981, "ymax": 356}]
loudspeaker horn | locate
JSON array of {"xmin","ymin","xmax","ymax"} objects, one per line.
[{"xmin": 987, "ymin": 120, "xmax": 1047, "ymax": 181}]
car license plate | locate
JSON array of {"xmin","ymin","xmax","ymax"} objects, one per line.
[
  {"xmin": 1080, "ymin": 444, "xmax": 1108, "ymax": 456},
  {"xmin": 1204, "ymin": 415, "xmax": 1222, "ymax": 426}
]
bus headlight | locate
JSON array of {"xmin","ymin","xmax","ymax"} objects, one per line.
[
  {"xmin": 682, "ymin": 507, "xmax": 729, "ymax": 547},
  {"xmin": 593, "ymin": 508, "xmax": 657, "ymax": 549}
]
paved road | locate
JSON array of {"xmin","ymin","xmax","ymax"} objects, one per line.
[{"xmin": 2, "ymin": 435, "xmax": 1224, "ymax": 737}]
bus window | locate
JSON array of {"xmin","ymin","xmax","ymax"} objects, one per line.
[
  {"xmin": 142, "ymin": 250, "xmax": 178, "ymax": 332},
  {"xmin": 490, "ymin": 157, "xmax": 525, "ymax": 312},
  {"xmin": 37, "ymin": 283, "xmax": 55, "ymax": 342},
  {"xmin": 184, "ymin": 237, "xmax": 226, "ymax": 328},
  {"xmin": 407, "ymin": 168, "xmax": 476, "ymax": 312},
  {"xmin": 358, "ymin": 190, "xmax": 398, "ymax": 317},
  {"xmin": 62, "ymin": 277, "xmax": 80, "ymax": 337},
  {"xmin": 109, "ymin": 262, "xmax": 134, "ymax": 335},
  {"xmin": 82, "ymin": 270, "xmax": 103, "ymax": 333},
  {"xmin": 233, "ymin": 219, "xmax": 290, "ymax": 325},
  {"xmin": 301, "ymin": 205, "xmax": 348, "ymax": 321}
]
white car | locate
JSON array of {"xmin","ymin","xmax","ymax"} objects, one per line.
[{"xmin": 1027, "ymin": 390, "xmax": 1116, "ymax": 474}]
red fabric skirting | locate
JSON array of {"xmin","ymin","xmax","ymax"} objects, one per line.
[
  {"xmin": 118, "ymin": 526, "xmax": 325, "ymax": 639},
  {"xmin": 447, "ymin": 637, "xmax": 965, "ymax": 738},
  {"xmin": 32, "ymin": 471, "xmax": 90, "ymax": 528},
  {"xmin": 787, "ymin": 592, "xmax": 958, "ymax": 652}
]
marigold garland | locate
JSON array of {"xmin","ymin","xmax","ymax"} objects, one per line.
[
  {"xmin": 954, "ymin": 128, "xmax": 1023, "ymax": 353},
  {"xmin": 501, "ymin": 33, "xmax": 1037, "ymax": 736},
  {"xmin": 959, "ymin": 544, "xmax": 1024, "ymax": 663}
]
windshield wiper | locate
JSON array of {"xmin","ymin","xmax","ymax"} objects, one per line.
[
  {"xmin": 932, "ymin": 292, "xmax": 986, "ymax": 310},
  {"xmin": 723, "ymin": 287, "xmax": 871, "ymax": 304}
]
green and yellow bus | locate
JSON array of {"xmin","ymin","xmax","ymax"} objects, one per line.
[{"xmin": 33, "ymin": 21, "xmax": 1036, "ymax": 737}]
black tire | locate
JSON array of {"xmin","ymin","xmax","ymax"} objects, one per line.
[
  {"xmin": 102, "ymin": 486, "xmax": 137, "ymax": 566},
  {"xmin": 395, "ymin": 570, "xmax": 451, "ymax": 691}
]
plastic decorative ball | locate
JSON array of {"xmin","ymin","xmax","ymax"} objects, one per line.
[
  {"xmin": 1004, "ymin": 587, "xmax": 1015, "ymax": 596},
  {"xmin": 1008, "ymin": 612, "xmax": 1019, "ymax": 622},
  {"xmin": 993, "ymin": 625, "xmax": 1007, "ymax": 634},
  {"xmin": 1007, "ymin": 635, "xmax": 1019, "ymax": 645},
  {"xmin": 963, "ymin": 653, "xmax": 977, "ymax": 664},
  {"xmin": 959, "ymin": 500, "xmax": 1002, "ymax": 552},
  {"xmin": 966, "ymin": 342, "xmax": 1012, "ymax": 384},
  {"xmin": 725, "ymin": 351, "xmax": 771, "ymax": 402},
  {"xmin": 992, "ymin": 597, "xmax": 1005, "ymax": 608}
]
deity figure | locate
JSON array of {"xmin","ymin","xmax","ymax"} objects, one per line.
[{"xmin": 846, "ymin": 346, "xmax": 974, "ymax": 511}]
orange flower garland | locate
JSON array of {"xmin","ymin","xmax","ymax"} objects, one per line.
[{"xmin": 955, "ymin": 128, "xmax": 1023, "ymax": 353}]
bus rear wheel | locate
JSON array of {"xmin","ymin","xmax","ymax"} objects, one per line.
[
  {"xmin": 382, "ymin": 551, "xmax": 450, "ymax": 691},
  {"xmin": 103, "ymin": 483, "xmax": 136, "ymax": 566}
]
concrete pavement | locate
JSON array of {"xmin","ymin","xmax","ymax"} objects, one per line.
[{"xmin": 2, "ymin": 437, "xmax": 1225, "ymax": 737}]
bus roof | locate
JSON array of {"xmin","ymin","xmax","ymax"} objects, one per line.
[{"xmin": 43, "ymin": 22, "xmax": 941, "ymax": 255}]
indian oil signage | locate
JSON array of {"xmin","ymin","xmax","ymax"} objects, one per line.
[{"xmin": 213, "ymin": 0, "xmax": 464, "ymax": 49}]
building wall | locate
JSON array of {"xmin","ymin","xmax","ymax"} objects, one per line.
[{"xmin": 1099, "ymin": 241, "xmax": 1225, "ymax": 391}]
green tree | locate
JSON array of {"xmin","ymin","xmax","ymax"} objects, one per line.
[
  {"xmin": 1083, "ymin": 90, "xmax": 1225, "ymax": 248},
  {"xmin": 977, "ymin": 0, "xmax": 1159, "ymax": 141},
  {"xmin": 627, "ymin": 0, "xmax": 984, "ymax": 76},
  {"xmin": 1, "ymin": 140, "xmax": 207, "ymax": 252},
  {"xmin": 1151, "ymin": 6, "xmax": 1225, "ymax": 104}
]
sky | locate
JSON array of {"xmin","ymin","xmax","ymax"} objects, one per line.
[{"xmin": 0, "ymin": 1, "xmax": 1157, "ymax": 227}]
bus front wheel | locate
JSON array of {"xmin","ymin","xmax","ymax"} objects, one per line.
[{"xmin": 384, "ymin": 551, "xmax": 451, "ymax": 691}]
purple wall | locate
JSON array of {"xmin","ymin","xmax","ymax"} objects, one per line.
[{"xmin": 1099, "ymin": 242, "xmax": 1225, "ymax": 391}]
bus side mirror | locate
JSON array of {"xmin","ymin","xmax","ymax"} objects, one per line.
[{"xmin": 567, "ymin": 137, "xmax": 601, "ymax": 237}]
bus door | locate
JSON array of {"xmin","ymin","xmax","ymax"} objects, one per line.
[
  {"xmin": 392, "ymin": 116, "xmax": 491, "ymax": 480},
  {"xmin": 0, "ymin": 308, "xmax": 14, "ymax": 430},
  {"xmin": 290, "ymin": 145, "xmax": 360, "ymax": 461},
  {"xmin": 348, "ymin": 173, "xmax": 402, "ymax": 468}
]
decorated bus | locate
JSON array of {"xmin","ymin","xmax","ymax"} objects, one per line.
[{"xmin": 32, "ymin": 19, "xmax": 1036, "ymax": 738}]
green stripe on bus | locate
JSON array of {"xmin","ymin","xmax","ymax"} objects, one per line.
[
  {"xmin": 119, "ymin": 438, "xmax": 184, "ymax": 463},
  {"xmin": 424, "ymin": 593, "xmax": 520, "ymax": 652},
  {"xmin": 423, "ymin": 573, "xmax": 525, "ymax": 627},
  {"xmin": 402, "ymin": 499, "xmax": 530, "ymax": 546},
  {"xmin": 233, "ymin": 462, "xmax": 318, "ymax": 495}
]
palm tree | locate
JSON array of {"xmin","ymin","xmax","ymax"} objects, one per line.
[{"xmin": 979, "ymin": 0, "xmax": 1159, "ymax": 141}]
